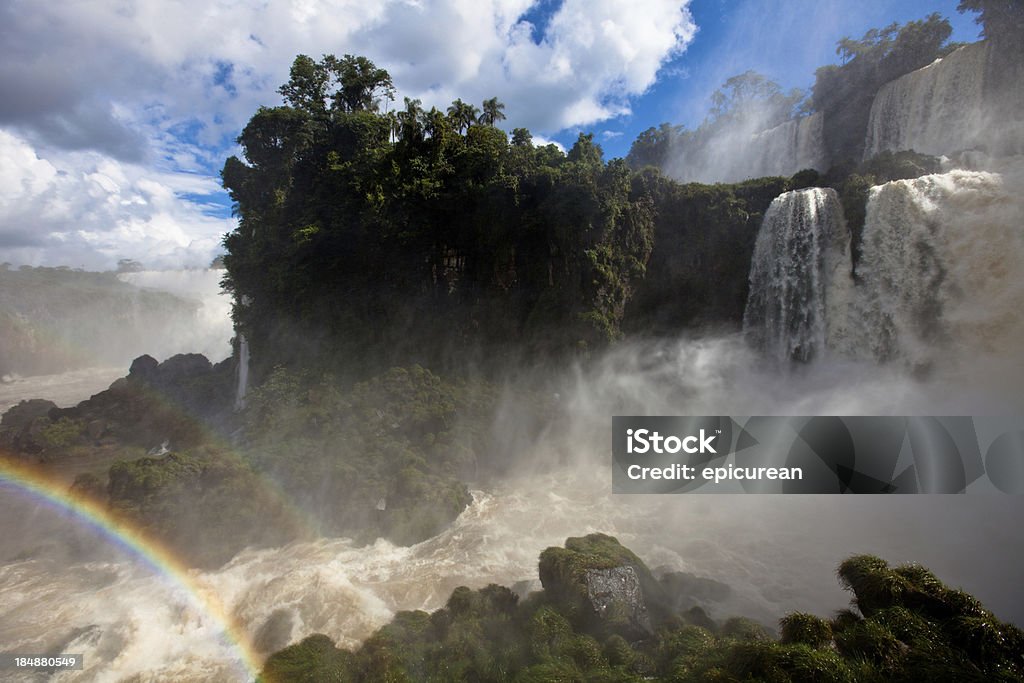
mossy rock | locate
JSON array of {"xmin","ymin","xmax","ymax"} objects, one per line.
[
  {"xmin": 538, "ymin": 534, "xmax": 663, "ymax": 638},
  {"xmin": 259, "ymin": 634, "xmax": 354, "ymax": 683}
]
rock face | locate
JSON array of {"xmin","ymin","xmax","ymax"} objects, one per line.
[
  {"xmin": 583, "ymin": 566, "xmax": 653, "ymax": 638},
  {"xmin": 0, "ymin": 398, "xmax": 59, "ymax": 453},
  {"xmin": 0, "ymin": 353, "xmax": 236, "ymax": 461},
  {"xmin": 538, "ymin": 533, "xmax": 667, "ymax": 639},
  {"xmin": 126, "ymin": 353, "xmax": 228, "ymax": 418}
]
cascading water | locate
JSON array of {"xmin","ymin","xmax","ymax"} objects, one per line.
[
  {"xmin": 667, "ymin": 113, "xmax": 828, "ymax": 183},
  {"xmin": 234, "ymin": 334, "xmax": 250, "ymax": 411},
  {"xmin": 743, "ymin": 188, "xmax": 854, "ymax": 362},
  {"xmin": 850, "ymin": 162, "xmax": 1024, "ymax": 371},
  {"xmin": 748, "ymin": 112, "xmax": 828, "ymax": 178},
  {"xmin": 864, "ymin": 42, "xmax": 991, "ymax": 160}
]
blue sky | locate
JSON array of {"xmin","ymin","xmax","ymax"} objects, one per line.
[
  {"xmin": 586, "ymin": 0, "xmax": 980, "ymax": 158},
  {"xmin": 0, "ymin": 1, "xmax": 983, "ymax": 270}
]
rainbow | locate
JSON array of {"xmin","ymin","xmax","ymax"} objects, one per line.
[{"xmin": 0, "ymin": 458, "xmax": 263, "ymax": 681}]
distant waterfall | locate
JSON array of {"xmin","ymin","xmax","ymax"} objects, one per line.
[
  {"xmin": 748, "ymin": 112, "xmax": 828, "ymax": 178},
  {"xmin": 234, "ymin": 334, "xmax": 250, "ymax": 411},
  {"xmin": 850, "ymin": 165, "xmax": 1024, "ymax": 367},
  {"xmin": 666, "ymin": 113, "xmax": 828, "ymax": 183},
  {"xmin": 863, "ymin": 42, "xmax": 990, "ymax": 160},
  {"xmin": 743, "ymin": 188, "xmax": 853, "ymax": 362}
]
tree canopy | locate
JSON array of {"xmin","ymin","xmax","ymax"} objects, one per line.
[{"xmin": 222, "ymin": 55, "xmax": 663, "ymax": 380}]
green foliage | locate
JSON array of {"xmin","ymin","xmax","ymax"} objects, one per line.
[
  {"xmin": 625, "ymin": 123, "xmax": 685, "ymax": 170},
  {"xmin": 224, "ymin": 54, "xmax": 659, "ymax": 381},
  {"xmin": 479, "ymin": 97, "xmax": 507, "ymax": 126},
  {"xmin": 106, "ymin": 446, "xmax": 303, "ymax": 567},
  {"xmin": 37, "ymin": 417, "xmax": 85, "ymax": 451},
  {"xmin": 720, "ymin": 617, "xmax": 772, "ymax": 642},
  {"xmin": 260, "ymin": 633, "xmax": 354, "ymax": 683},
  {"xmin": 812, "ymin": 13, "xmax": 953, "ymax": 162},
  {"xmin": 278, "ymin": 53, "xmax": 395, "ymax": 116},
  {"xmin": 958, "ymin": 0, "xmax": 1024, "ymax": 49},
  {"xmin": 241, "ymin": 365, "xmax": 494, "ymax": 546},
  {"xmin": 261, "ymin": 540, "xmax": 1024, "ymax": 683},
  {"xmin": 709, "ymin": 70, "xmax": 804, "ymax": 128},
  {"xmin": 780, "ymin": 612, "xmax": 833, "ymax": 648}
]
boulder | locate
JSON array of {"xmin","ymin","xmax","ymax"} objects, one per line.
[
  {"xmin": 0, "ymin": 398, "xmax": 58, "ymax": 452},
  {"xmin": 583, "ymin": 565, "xmax": 652, "ymax": 637},
  {"xmin": 538, "ymin": 533, "xmax": 663, "ymax": 639},
  {"xmin": 128, "ymin": 354, "xmax": 159, "ymax": 384}
]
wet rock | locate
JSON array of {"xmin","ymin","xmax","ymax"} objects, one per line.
[
  {"xmin": 584, "ymin": 565, "xmax": 653, "ymax": 638},
  {"xmin": 539, "ymin": 533, "xmax": 666, "ymax": 639}
]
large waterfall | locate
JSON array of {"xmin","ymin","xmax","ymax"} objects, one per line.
[
  {"xmin": 743, "ymin": 188, "xmax": 853, "ymax": 362},
  {"xmin": 850, "ymin": 162, "xmax": 1024, "ymax": 369},
  {"xmin": 863, "ymin": 41, "xmax": 1017, "ymax": 160},
  {"xmin": 743, "ymin": 158, "xmax": 1024, "ymax": 384}
]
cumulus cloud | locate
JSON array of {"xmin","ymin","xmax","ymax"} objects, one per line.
[
  {"xmin": 0, "ymin": 0, "xmax": 696, "ymax": 268},
  {"xmin": 1, "ymin": 0, "xmax": 695, "ymax": 156},
  {"xmin": 0, "ymin": 130, "xmax": 232, "ymax": 270}
]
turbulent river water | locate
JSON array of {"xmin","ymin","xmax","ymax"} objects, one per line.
[{"xmin": 2, "ymin": 330, "xmax": 1024, "ymax": 681}]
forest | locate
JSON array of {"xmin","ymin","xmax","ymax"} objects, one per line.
[{"xmin": 221, "ymin": 2, "xmax": 1021, "ymax": 385}]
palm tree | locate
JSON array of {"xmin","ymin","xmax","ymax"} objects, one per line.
[
  {"xmin": 397, "ymin": 97, "xmax": 424, "ymax": 143},
  {"xmin": 446, "ymin": 98, "xmax": 479, "ymax": 134},
  {"xmin": 479, "ymin": 97, "xmax": 506, "ymax": 126}
]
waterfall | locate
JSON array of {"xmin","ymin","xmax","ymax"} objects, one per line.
[
  {"xmin": 850, "ymin": 162, "xmax": 1024, "ymax": 368},
  {"xmin": 235, "ymin": 334, "xmax": 250, "ymax": 411},
  {"xmin": 743, "ymin": 188, "xmax": 853, "ymax": 362},
  {"xmin": 863, "ymin": 42, "xmax": 991, "ymax": 160},
  {"xmin": 666, "ymin": 112, "xmax": 828, "ymax": 183},
  {"xmin": 748, "ymin": 112, "xmax": 828, "ymax": 178}
]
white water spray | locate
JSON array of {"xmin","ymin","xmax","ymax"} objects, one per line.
[
  {"xmin": 666, "ymin": 113, "xmax": 827, "ymax": 183},
  {"xmin": 743, "ymin": 188, "xmax": 853, "ymax": 362},
  {"xmin": 118, "ymin": 270, "xmax": 233, "ymax": 362},
  {"xmin": 748, "ymin": 112, "xmax": 828, "ymax": 179},
  {"xmin": 850, "ymin": 162, "xmax": 1024, "ymax": 374}
]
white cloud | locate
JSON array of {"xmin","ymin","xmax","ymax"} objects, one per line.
[
  {"xmin": 0, "ymin": 0, "xmax": 696, "ymax": 267},
  {"xmin": 0, "ymin": 130, "xmax": 232, "ymax": 270},
  {"xmin": 3, "ymin": 0, "xmax": 696, "ymax": 151},
  {"xmin": 531, "ymin": 135, "xmax": 566, "ymax": 152}
]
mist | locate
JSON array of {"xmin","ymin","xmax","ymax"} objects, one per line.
[
  {"xmin": 3, "ymin": 324, "xmax": 1024, "ymax": 681},
  {"xmin": 0, "ymin": 267, "xmax": 232, "ymax": 385},
  {"xmin": 116, "ymin": 269, "xmax": 233, "ymax": 363}
]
